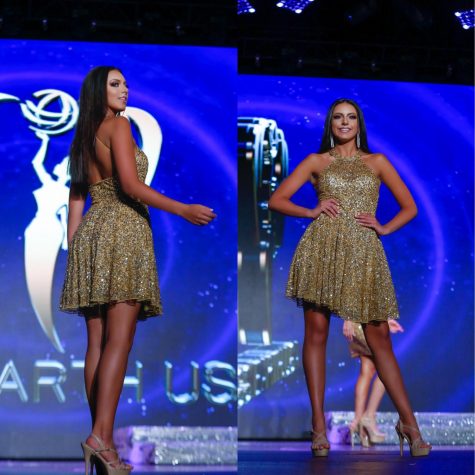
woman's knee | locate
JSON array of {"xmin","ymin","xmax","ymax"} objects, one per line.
[
  {"xmin": 360, "ymin": 357, "xmax": 376, "ymax": 378},
  {"xmin": 105, "ymin": 331, "xmax": 135, "ymax": 354},
  {"xmin": 304, "ymin": 327, "xmax": 329, "ymax": 346},
  {"xmin": 364, "ymin": 322, "xmax": 392, "ymax": 352}
]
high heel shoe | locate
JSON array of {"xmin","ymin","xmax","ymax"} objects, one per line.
[
  {"xmin": 81, "ymin": 441, "xmax": 95, "ymax": 475},
  {"xmin": 81, "ymin": 433, "xmax": 132, "ymax": 474},
  {"xmin": 348, "ymin": 421, "xmax": 370, "ymax": 448},
  {"xmin": 311, "ymin": 430, "xmax": 330, "ymax": 457},
  {"xmin": 360, "ymin": 416, "xmax": 385, "ymax": 444},
  {"xmin": 395, "ymin": 420, "xmax": 432, "ymax": 457}
]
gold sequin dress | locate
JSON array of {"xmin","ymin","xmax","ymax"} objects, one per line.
[
  {"xmin": 60, "ymin": 148, "xmax": 162, "ymax": 319},
  {"xmin": 286, "ymin": 153, "xmax": 398, "ymax": 323}
]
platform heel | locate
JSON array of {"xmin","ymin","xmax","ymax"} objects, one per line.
[
  {"xmin": 81, "ymin": 441, "xmax": 95, "ymax": 475},
  {"xmin": 395, "ymin": 420, "xmax": 432, "ymax": 457}
]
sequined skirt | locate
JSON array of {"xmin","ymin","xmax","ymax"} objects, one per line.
[
  {"xmin": 60, "ymin": 199, "xmax": 162, "ymax": 319},
  {"xmin": 286, "ymin": 214, "xmax": 398, "ymax": 323}
]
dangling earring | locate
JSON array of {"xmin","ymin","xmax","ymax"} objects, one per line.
[
  {"xmin": 330, "ymin": 134, "xmax": 334, "ymax": 148},
  {"xmin": 356, "ymin": 132, "xmax": 361, "ymax": 149}
]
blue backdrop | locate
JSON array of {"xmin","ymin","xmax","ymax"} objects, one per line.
[
  {"xmin": 0, "ymin": 39, "xmax": 236, "ymax": 457},
  {"xmin": 238, "ymin": 75, "xmax": 474, "ymax": 437}
]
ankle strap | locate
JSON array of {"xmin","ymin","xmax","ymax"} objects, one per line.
[
  {"xmin": 96, "ymin": 446, "xmax": 119, "ymax": 455},
  {"xmin": 311, "ymin": 430, "xmax": 328, "ymax": 443},
  {"xmin": 399, "ymin": 420, "xmax": 421, "ymax": 433},
  {"xmin": 91, "ymin": 433, "xmax": 106, "ymax": 449}
]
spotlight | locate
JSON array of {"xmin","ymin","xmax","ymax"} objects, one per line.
[
  {"xmin": 454, "ymin": 9, "xmax": 474, "ymax": 29},
  {"xmin": 238, "ymin": 0, "xmax": 256, "ymax": 15},
  {"xmin": 275, "ymin": 0, "xmax": 315, "ymax": 14}
]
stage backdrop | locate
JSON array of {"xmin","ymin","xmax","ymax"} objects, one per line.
[
  {"xmin": 238, "ymin": 75, "xmax": 474, "ymax": 438},
  {"xmin": 0, "ymin": 39, "xmax": 237, "ymax": 457}
]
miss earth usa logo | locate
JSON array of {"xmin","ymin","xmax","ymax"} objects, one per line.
[{"xmin": 0, "ymin": 89, "xmax": 162, "ymax": 353}]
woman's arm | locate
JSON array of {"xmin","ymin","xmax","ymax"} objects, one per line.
[
  {"xmin": 268, "ymin": 153, "xmax": 339, "ymax": 219},
  {"xmin": 67, "ymin": 185, "xmax": 86, "ymax": 245},
  {"xmin": 110, "ymin": 117, "xmax": 215, "ymax": 225},
  {"xmin": 356, "ymin": 154, "xmax": 417, "ymax": 235}
]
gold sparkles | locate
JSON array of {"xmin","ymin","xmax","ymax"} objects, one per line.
[
  {"xmin": 286, "ymin": 154, "xmax": 398, "ymax": 323},
  {"xmin": 60, "ymin": 149, "xmax": 162, "ymax": 319}
]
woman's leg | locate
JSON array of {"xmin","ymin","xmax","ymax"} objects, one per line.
[
  {"xmin": 364, "ymin": 375, "xmax": 386, "ymax": 419},
  {"xmin": 84, "ymin": 312, "xmax": 106, "ymax": 425},
  {"xmin": 303, "ymin": 305, "xmax": 330, "ymax": 440},
  {"xmin": 362, "ymin": 321, "xmax": 429, "ymax": 446},
  {"xmin": 88, "ymin": 301, "xmax": 140, "ymax": 458},
  {"xmin": 353, "ymin": 355, "xmax": 376, "ymax": 425}
]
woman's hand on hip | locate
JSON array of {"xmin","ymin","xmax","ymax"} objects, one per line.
[
  {"xmin": 355, "ymin": 213, "xmax": 388, "ymax": 235},
  {"xmin": 311, "ymin": 198, "xmax": 340, "ymax": 219}
]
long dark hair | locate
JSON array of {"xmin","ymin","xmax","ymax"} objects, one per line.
[
  {"xmin": 318, "ymin": 98, "xmax": 371, "ymax": 154},
  {"xmin": 69, "ymin": 66, "xmax": 122, "ymax": 195}
]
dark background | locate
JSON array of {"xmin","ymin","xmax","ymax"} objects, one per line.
[{"xmin": 239, "ymin": 0, "xmax": 474, "ymax": 84}]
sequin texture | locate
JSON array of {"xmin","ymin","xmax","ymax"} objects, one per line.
[
  {"xmin": 286, "ymin": 154, "xmax": 399, "ymax": 322},
  {"xmin": 60, "ymin": 149, "xmax": 162, "ymax": 319}
]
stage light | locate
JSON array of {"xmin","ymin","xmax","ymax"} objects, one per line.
[
  {"xmin": 275, "ymin": 0, "xmax": 315, "ymax": 14},
  {"xmin": 238, "ymin": 0, "xmax": 256, "ymax": 15},
  {"xmin": 454, "ymin": 10, "xmax": 474, "ymax": 29}
]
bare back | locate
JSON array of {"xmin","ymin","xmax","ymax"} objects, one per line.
[{"xmin": 87, "ymin": 118, "xmax": 117, "ymax": 185}]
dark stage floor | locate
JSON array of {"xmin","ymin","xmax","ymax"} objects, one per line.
[
  {"xmin": 1, "ymin": 444, "xmax": 473, "ymax": 475},
  {"xmin": 238, "ymin": 442, "xmax": 474, "ymax": 475},
  {"xmin": 0, "ymin": 461, "xmax": 236, "ymax": 475}
]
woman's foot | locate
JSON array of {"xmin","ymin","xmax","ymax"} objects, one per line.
[
  {"xmin": 395, "ymin": 420, "xmax": 432, "ymax": 457},
  {"xmin": 311, "ymin": 424, "xmax": 330, "ymax": 457},
  {"xmin": 85, "ymin": 433, "xmax": 132, "ymax": 470},
  {"xmin": 360, "ymin": 414, "xmax": 385, "ymax": 444},
  {"xmin": 348, "ymin": 419, "xmax": 370, "ymax": 447}
]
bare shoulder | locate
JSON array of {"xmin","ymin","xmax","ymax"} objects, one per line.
[
  {"xmin": 361, "ymin": 152, "xmax": 393, "ymax": 174},
  {"xmin": 106, "ymin": 116, "xmax": 133, "ymax": 142},
  {"xmin": 301, "ymin": 152, "xmax": 330, "ymax": 174},
  {"xmin": 111, "ymin": 115, "xmax": 131, "ymax": 130}
]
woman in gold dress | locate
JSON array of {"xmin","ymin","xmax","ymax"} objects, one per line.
[
  {"xmin": 60, "ymin": 66, "xmax": 216, "ymax": 474},
  {"xmin": 268, "ymin": 99, "xmax": 431, "ymax": 458},
  {"xmin": 343, "ymin": 318, "xmax": 404, "ymax": 447}
]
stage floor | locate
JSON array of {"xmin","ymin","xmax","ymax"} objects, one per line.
[
  {"xmin": 238, "ymin": 441, "xmax": 474, "ymax": 475},
  {"xmin": 0, "ymin": 461, "xmax": 236, "ymax": 474},
  {"xmin": 1, "ymin": 443, "xmax": 473, "ymax": 475}
]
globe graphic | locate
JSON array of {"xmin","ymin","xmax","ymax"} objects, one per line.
[{"xmin": 20, "ymin": 89, "xmax": 78, "ymax": 135}]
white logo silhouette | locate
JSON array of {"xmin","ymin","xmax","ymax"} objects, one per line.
[{"xmin": 0, "ymin": 89, "xmax": 162, "ymax": 353}]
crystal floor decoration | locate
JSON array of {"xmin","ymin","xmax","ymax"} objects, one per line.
[
  {"xmin": 115, "ymin": 426, "xmax": 237, "ymax": 466},
  {"xmin": 327, "ymin": 411, "xmax": 474, "ymax": 446}
]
